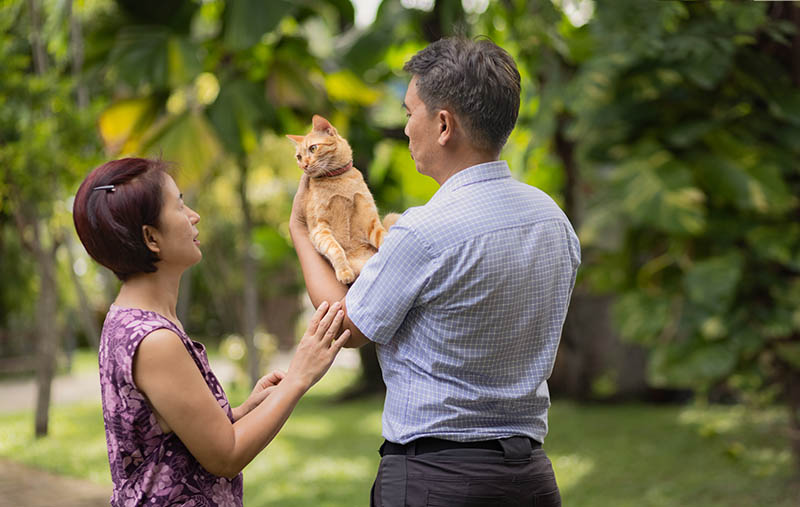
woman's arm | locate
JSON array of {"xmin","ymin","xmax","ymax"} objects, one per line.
[
  {"xmin": 134, "ymin": 302, "xmax": 349, "ymax": 479},
  {"xmin": 289, "ymin": 175, "xmax": 370, "ymax": 348},
  {"xmin": 230, "ymin": 370, "xmax": 284, "ymax": 422}
]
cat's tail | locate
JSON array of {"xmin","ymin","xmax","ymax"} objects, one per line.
[{"xmin": 382, "ymin": 213, "xmax": 402, "ymax": 231}]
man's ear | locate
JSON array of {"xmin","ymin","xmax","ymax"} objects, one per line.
[
  {"xmin": 437, "ymin": 110, "xmax": 455, "ymax": 146},
  {"xmin": 142, "ymin": 225, "xmax": 160, "ymax": 254}
]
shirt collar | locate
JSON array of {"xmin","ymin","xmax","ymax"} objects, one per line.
[{"xmin": 440, "ymin": 160, "xmax": 512, "ymax": 193}]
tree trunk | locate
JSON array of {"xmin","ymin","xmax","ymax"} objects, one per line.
[
  {"xmin": 68, "ymin": 0, "xmax": 88, "ymax": 108},
  {"xmin": 28, "ymin": 0, "xmax": 47, "ymax": 75},
  {"xmin": 198, "ymin": 244, "xmax": 240, "ymax": 334},
  {"xmin": 782, "ymin": 348, "xmax": 800, "ymax": 473},
  {"xmin": 238, "ymin": 161, "xmax": 260, "ymax": 386},
  {"xmin": 358, "ymin": 343, "xmax": 385, "ymax": 393},
  {"xmin": 550, "ymin": 113, "xmax": 651, "ymax": 400},
  {"xmin": 551, "ymin": 291, "xmax": 649, "ymax": 400},
  {"xmin": 262, "ymin": 268, "xmax": 302, "ymax": 351},
  {"xmin": 65, "ymin": 234, "xmax": 99, "ymax": 348},
  {"xmin": 20, "ymin": 216, "xmax": 60, "ymax": 438},
  {"xmin": 789, "ymin": 380, "xmax": 800, "ymax": 473},
  {"xmin": 24, "ymin": 0, "xmax": 58, "ymax": 438},
  {"xmin": 34, "ymin": 248, "xmax": 58, "ymax": 438},
  {"xmin": 336, "ymin": 342, "xmax": 385, "ymax": 401},
  {"xmin": 554, "ymin": 114, "xmax": 580, "ymax": 227}
]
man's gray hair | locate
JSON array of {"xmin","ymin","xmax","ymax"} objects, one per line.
[{"xmin": 403, "ymin": 37, "xmax": 521, "ymax": 154}]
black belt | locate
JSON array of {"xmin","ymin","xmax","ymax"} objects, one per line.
[{"xmin": 380, "ymin": 436, "xmax": 541, "ymax": 457}]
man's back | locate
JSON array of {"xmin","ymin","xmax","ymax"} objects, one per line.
[{"xmin": 348, "ymin": 161, "xmax": 581, "ymax": 444}]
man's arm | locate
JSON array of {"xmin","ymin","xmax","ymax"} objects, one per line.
[{"xmin": 289, "ymin": 176, "xmax": 370, "ymax": 348}]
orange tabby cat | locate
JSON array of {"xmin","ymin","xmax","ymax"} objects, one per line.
[{"xmin": 288, "ymin": 115, "xmax": 399, "ymax": 284}]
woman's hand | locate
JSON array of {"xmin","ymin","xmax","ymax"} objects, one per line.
[
  {"xmin": 285, "ymin": 301, "xmax": 350, "ymax": 392},
  {"xmin": 233, "ymin": 370, "xmax": 286, "ymax": 421},
  {"xmin": 290, "ymin": 173, "xmax": 310, "ymax": 233}
]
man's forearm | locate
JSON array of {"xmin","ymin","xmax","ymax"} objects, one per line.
[{"xmin": 289, "ymin": 222, "xmax": 370, "ymax": 348}]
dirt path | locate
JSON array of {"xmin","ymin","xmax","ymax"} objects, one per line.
[{"xmin": 0, "ymin": 459, "xmax": 109, "ymax": 507}]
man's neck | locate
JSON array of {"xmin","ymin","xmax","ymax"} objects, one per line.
[{"xmin": 433, "ymin": 150, "xmax": 498, "ymax": 186}]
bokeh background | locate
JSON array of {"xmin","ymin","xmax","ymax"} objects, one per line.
[{"xmin": 1, "ymin": 0, "xmax": 799, "ymax": 505}]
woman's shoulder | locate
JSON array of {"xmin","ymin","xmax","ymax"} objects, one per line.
[
  {"xmin": 105, "ymin": 305, "xmax": 183, "ymax": 337},
  {"xmin": 100, "ymin": 305, "xmax": 186, "ymax": 366},
  {"xmin": 135, "ymin": 327, "xmax": 185, "ymax": 360}
]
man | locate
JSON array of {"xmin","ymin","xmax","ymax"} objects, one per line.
[{"xmin": 290, "ymin": 37, "xmax": 580, "ymax": 507}]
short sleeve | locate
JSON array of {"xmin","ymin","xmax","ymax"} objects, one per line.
[{"xmin": 346, "ymin": 225, "xmax": 438, "ymax": 345}]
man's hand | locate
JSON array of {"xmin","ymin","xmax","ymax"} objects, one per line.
[{"xmin": 290, "ymin": 173, "xmax": 310, "ymax": 232}]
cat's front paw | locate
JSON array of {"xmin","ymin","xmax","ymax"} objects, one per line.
[{"xmin": 335, "ymin": 266, "xmax": 356, "ymax": 284}]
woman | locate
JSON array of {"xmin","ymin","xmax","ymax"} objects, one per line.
[{"xmin": 73, "ymin": 157, "xmax": 350, "ymax": 506}]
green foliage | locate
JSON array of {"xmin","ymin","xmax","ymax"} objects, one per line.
[
  {"xmin": 344, "ymin": 1, "xmax": 412, "ymax": 74},
  {"xmin": 142, "ymin": 111, "xmax": 223, "ymax": 185},
  {"xmin": 208, "ymin": 78, "xmax": 276, "ymax": 155},
  {"xmin": 568, "ymin": 0, "xmax": 800, "ymax": 394},
  {"xmin": 109, "ymin": 26, "xmax": 202, "ymax": 89},
  {"xmin": 0, "ymin": 0, "xmax": 102, "ymax": 343},
  {"xmin": 223, "ymin": 0, "xmax": 294, "ymax": 50}
]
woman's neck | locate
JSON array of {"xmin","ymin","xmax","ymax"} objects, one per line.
[{"xmin": 114, "ymin": 268, "xmax": 182, "ymax": 323}]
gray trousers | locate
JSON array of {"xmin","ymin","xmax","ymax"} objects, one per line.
[{"xmin": 370, "ymin": 437, "xmax": 561, "ymax": 507}]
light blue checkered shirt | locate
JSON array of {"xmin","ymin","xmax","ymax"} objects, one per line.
[{"xmin": 347, "ymin": 161, "xmax": 580, "ymax": 444}]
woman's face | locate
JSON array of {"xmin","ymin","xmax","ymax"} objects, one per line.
[{"xmin": 149, "ymin": 174, "xmax": 201, "ymax": 269}]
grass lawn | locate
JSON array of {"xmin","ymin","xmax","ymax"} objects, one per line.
[{"xmin": 0, "ymin": 365, "xmax": 797, "ymax": 506}]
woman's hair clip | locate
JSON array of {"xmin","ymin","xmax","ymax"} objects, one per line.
[{"xmin": 92, "ymin": 184, "xmax": 116, "ymax": 193}]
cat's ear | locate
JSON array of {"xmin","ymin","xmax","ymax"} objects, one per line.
[
  {"xmin": 312, "ymin": 115, "xmax": 337, "ymax": 136},
  {"xmin": 286, "ymin": 135, "xmax": 304, "ymax": 146}
]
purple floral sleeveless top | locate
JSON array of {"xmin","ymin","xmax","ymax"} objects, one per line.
[{"xmin": 99, "ymin": 305, "xmax": 243, "ymax": 506}]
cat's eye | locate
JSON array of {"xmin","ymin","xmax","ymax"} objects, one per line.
[
  {"xmin": 309, "ymin": 144, "xmax": 318, "ymax": 153},
  {"xmin": 296, "ymin": 154, "xmax": 302, "ymax": 161}
]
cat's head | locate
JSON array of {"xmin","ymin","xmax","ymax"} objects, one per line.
[{"xmin": 287, "ymin": 115, "xmax": 353, "ymax": 177}]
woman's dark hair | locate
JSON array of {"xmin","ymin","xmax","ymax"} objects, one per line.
[
  {"xmin": 73, "ymin": 158, "xmax": 169, "ymax": 281},
  {"xmin": 403, "ymin": 37, "xmax": 521, "ymax": 155}
]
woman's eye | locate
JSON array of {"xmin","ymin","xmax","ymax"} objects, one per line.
[{"xmin": 309, "ymin": 144, "xmax": 318, "ymax": 153}]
